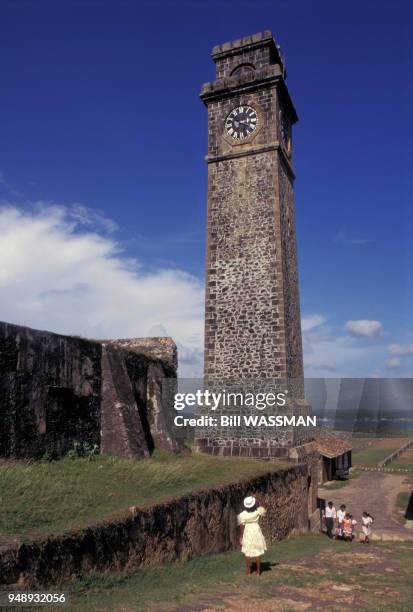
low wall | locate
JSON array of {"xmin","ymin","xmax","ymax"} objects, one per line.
[
  {"xmin": 0, "ymin": 464, "xmax": 312, "ymax": 587},
  {"xmin": 378, "ymin": 439, "xmax": 413, "ymax": 468}
]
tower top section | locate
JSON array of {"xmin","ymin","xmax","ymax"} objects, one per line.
[
  {"xmin": 201, "ymin": 30, "xmax": 297, "ymax": 124},
  {"xmin": 211, "ymin": 30, "xmax": 286, "ymax": 81}
]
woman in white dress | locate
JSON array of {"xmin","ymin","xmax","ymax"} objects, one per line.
[
  {"xmin": 361, "ymin": 511, "xmax": 374, "ymax": 543},
  {"xmin": 237, "ymin": 495, "xmax": 267, "ymax": 575}
]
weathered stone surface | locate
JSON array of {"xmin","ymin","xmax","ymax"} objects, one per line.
[
  {"xmin": 0, "ymin": 321, "xmax": 180, "ymax": 459},
  {"xmin": 100, "ymin": 344, "xmax": 150, "ymax": 459},
  {"xmin": 106, "ymin": 337, "xmax": 177, "ymax": 373},
  {"xmin": 0, "ymin": 322, "xmax": 101, "ymax": 459},
  {"xmin": 197, "ymin": 32, "xmax": 309, "ymax": 457},
  {"xmin": 0, "ymin": 464, "xmax": 315, "ymax": 587},
  {"xmin": 145, "ymin": 362, "xmax": 181, "ymax": 453},
  {"xmin": 201, "ymin": 32, "xmax": 303, "ymax": 383}
]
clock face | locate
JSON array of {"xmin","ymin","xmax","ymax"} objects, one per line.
[{"xmin": 225, "ymin": 105, "xmax": 258, "ymax": 140}]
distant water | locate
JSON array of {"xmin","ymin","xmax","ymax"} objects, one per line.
[{"xmin": 317, "ymin": 417, "xmax": 413, "ymax": 435}]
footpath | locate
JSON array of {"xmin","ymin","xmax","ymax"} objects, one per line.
[{"xmin": 321, "ymin": 470, "xmax": 413, "ymax": 541}]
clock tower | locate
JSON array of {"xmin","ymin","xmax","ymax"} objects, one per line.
[
  {"xmin": 201, "ymin": 31, "xmax": 304, "ymax": 384},
  {"xmin": 195, "ymin": 31, "xmax": 312, "ymax": 458}
]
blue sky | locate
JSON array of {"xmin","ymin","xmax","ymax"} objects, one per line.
[{"xmin": 0, "ymin": 0, "xmax": 412, "ymax": 377}]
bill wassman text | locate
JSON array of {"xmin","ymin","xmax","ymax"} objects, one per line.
[{"xmin": 174, "ymin": 415, "xmax": 317, "ymax": 427}]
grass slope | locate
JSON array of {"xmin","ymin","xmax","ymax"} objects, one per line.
[
  {"xmin": 353, "ymin": 446, "xmax": 400, "ymax": 467},
  {"xmin": 0, "ymin": 451, "xmax": 288, "ymax": 540},
  {"xmin": 352, "ymin": 439, "xmax": 412, "ymax": 468}
]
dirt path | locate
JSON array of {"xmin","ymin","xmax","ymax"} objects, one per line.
[
  {"xmin": 170, "ymin": 544, "xmax": 413, "ymax": 611},
  {"xmin": 320, "ymin": 471, "xmax": 413, "ymax": 539}
]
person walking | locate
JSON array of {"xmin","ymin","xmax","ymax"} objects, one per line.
[
  {"xmin": 324, "ymin": 501, "xmax": 336, "ymax": 539},
  {"xmin": 336, "ymin": 504, "xmax": 346, "ymax": 539},
  {"xmin": 237, "ymin": 496, "xmax": 267, "ymax": 575},
  {"xmin": 361, "ymin": 511, "xmax": 374, "ymax": 543}
]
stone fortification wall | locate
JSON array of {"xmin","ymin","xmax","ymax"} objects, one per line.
[
  {"xmin": 0, "ymin": 321, "xmax": 179, "ymax": 459},
  {"xmin": 0, "ymin": 464, "xmax": 314, "ymax": 587}
]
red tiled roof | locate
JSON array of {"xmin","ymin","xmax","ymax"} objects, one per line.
[{"xmin": 315, "ymin": 430, "xmax": 352, "ymax": 459}]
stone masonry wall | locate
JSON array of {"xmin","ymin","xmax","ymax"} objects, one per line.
[
  {"xmin": 202, "ymin": 32, "xmax": 303, "ymax": 383},
  {"xmin": 198, "ymin": 32, "xmax": 307, "ymax": 455},
  {"xmin": 0, "ymin": 464, "xmax": 313, "ymax": 587},
  {"xmin": 106, "ymin": 337, "xmax": 177, "ymax": 372},
  {"xmin": 205, "ymin": 150, "xmax": 286, "ymax": 380},
  {"xmin": 211, "ymin": 31, "xmax": 285, "ymax": 80},
  {"xmin": 0, "ymin": 321, "xmax": 179, "ymax": 459},
  {"xmin": 278, "ymin": 160, "xmax": 304, "ymax": 383},
  {"xmin": 0, "ymin": 322, "xmax": 101, "ymax": 458}
]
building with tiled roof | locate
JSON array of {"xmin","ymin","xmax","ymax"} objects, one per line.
[{"xmin": 315, "ymin": 429, "xmax": 352, "ymax": 483}]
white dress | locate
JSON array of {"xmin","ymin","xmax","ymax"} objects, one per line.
[
  {"xmin": 362, "ymin": 515, "xmax": 373, "ymax": 536},
  {"xmin": 237, "ymin": 506, "xmax": 267, "ymax": 557}
]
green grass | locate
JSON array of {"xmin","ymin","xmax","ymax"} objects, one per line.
[
  {"xmin": 391, "ymin": 463, "xmax": 413, "ymax": 472},
  {"xmin": 320, "ymin": 469, "xmax": 361, "ymax": 490},
  {"xmin": 0, "ymin": 451, "xmax": 288, "ymax": 540},
  {"xmin": 65, "ymin": 534, "xmax": 337, "ymax": 611},
  {"xmin": 352, "ymin": 446, "xmax": 400, "ymax": 467},
  {"xmin": 390, "ymin": 455, "xmax": 413, "ymax": 472},
  {"xmin": 53, "ymin": 535, "xmax": 413, "ymax": 611}
]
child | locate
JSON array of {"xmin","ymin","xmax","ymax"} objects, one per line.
[
  {"xmin": 361, "ymin": 511, "xmax": 374, "ymax": 543},
  {"xmin": 337, "ymin": 504, "xmax": 346, "ymax": 526},
  {"xmin": 342, "ymin": 512, "xmax": 353, "ymax": 541},
  {"xmin": 335, "ymin": 504, "xmax": 346, "ymax": 540}
]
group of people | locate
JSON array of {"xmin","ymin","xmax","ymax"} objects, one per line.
[{"xmin": 323, "ymin": 501, "xmax": 374, "ymax": 543}]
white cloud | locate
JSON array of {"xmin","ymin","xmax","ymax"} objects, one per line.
[
  {"xmin": 384, "ymin": 343, "xmax": 413, "ymax": 374},
  {"xmin": 385, "ymin": 357, "xmax": 402, "ymax": 369},
  {"xmin": 301, "ymin": 314, "xmax": 326, "ymax": 332},
  {"xmin": 333, "ymin": 229, "xmax": 371, "ymax": 246},
  {"xmin": 0, "ymin": 204, "xmax": 204, "ymax": 376},
  {"xmin": 67, "ymin": 204, "xmax": 118, "ymax": 233},
  {"xmin": 0, "ymin": 171, "xmax": 22, "ymax": 199},
  {"xmin": 302, "ymin": 314, "xmax": 390, "ymax": 377},
  {"xmin": 303, "ymin": 331, "xmax": 376, "ymax": 377},
  {"xmin": 388, "ymin": 343, "xmax": 413, "ymax": 356},
  {"xmin": 345, "ymin": 319, "xmax": 383, "ymax": 338}
]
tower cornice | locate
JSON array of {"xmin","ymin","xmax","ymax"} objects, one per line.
[
  {"xmin": 200, "ymin": 66, "xmax": 298, "ymax": 124},
  {"xmin": 211, "ymin": 30, "xmax": 286, "ymax": 76},
  {"xmin": 205, "ymin": 141, "xmax": 296, "ymax": 180}
]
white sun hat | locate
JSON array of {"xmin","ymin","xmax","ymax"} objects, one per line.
[{"xmin": 243, "ymin": 496, "xmax": 256, "ymax": 509}]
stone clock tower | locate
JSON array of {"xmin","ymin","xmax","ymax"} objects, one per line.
[
  {"xmin": 195, "ymin": 31, "xmax": 313, "ymax": 459},
  {"xmin": 201, "ymin": 31, "xmax": 304, "ymax": 384}
]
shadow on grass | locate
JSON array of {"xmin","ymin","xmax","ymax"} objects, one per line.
[
  {"xmin": 261, "ymin": 561, "xmax": 278, "ymax": 572},
  {"xmin": 250, "ymin": 561, "xmax": 278, "ymax": 573}
]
